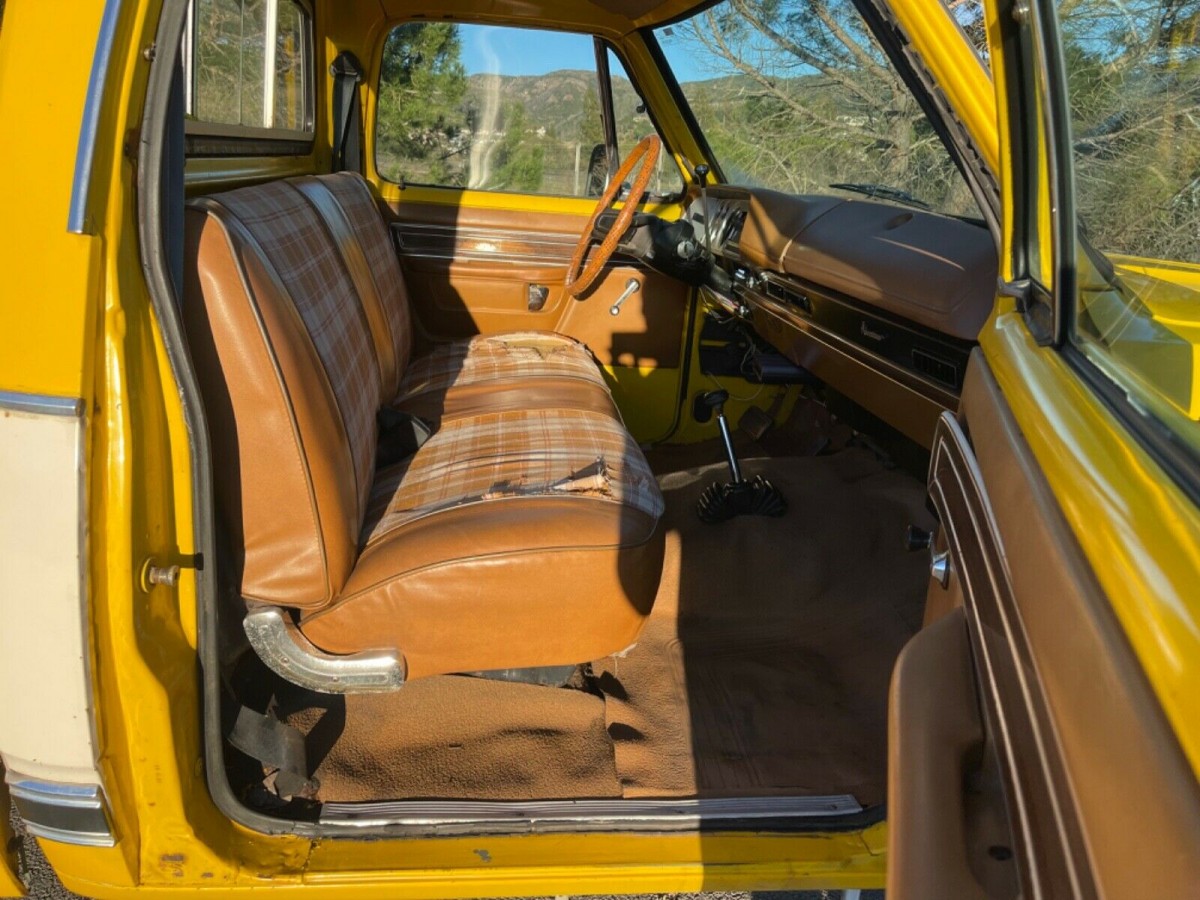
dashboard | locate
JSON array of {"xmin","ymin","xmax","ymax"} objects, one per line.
[{"xmin": 685, "ymin": 186, "xmax": 998, "ymax": 447}]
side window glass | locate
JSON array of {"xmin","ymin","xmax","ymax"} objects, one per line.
[
  {"xmin": 375, "ymin": 23, "xmax": 606, "ymax": 196},
  {"xmin": 1060, "ymin": 0, "xmax": 1199, "ymax": 265},
  {"xmin": 606, "ymin": 50, "xmax": 676, "ymax": 197},
  {"xmin": 651, "ymin": 0, "xmax": 984, "ymax": 220},
  {"xmin": 185, "ymin": 0, "xmax": 313, "ymax": 135},
  {"xmin": 1057, "ymin": 0, "xmax": 1200, "ymax": 449}
]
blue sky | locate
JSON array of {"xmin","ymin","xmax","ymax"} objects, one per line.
[{"xmin": 460, "ymin": 24, "xmax": 711, "ymax": 83}]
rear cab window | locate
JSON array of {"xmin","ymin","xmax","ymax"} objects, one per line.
[{"xmin": 183, "ymin": 0, "xmax": 315, "ymax": 153}]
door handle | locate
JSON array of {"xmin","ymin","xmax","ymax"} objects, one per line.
[
  {"xmin": 527, "ymin": 283, "xmax": 549, "ymax": 312},
  {"xmin": 610, "ymin": 278, "xmax": 640, "ymax": 316}
]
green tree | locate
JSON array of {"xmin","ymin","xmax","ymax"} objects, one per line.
[
  {"xmin": 578, "ymin": 85, "xmax": 604, "ymax": 148},
  {"xmin": 376, "ymin": 23, "xmax": 469, "ymax": 184},
  {"xmin": 489, "ymin": 102, "xmax": 546, "ymax": 192},
  {"xmin": 670, "ymin": 0, "xmax": 977, "ymax": 215},
  {"xmin": 193, "ymin": 0, "xmax": 268, "ymax": 126},
  {"xmin": 1057, "ymin": 0, "xmax": 1200, "ymax": 261}
]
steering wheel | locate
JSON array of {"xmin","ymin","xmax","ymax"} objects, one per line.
[{"xmin": 564, "ymin": 134, "xmax": 662, "ymax": 298}]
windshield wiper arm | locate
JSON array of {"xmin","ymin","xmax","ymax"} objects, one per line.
[{"xmin": 830, "ymin": 182, "xmax": 932, "ymax": 211}]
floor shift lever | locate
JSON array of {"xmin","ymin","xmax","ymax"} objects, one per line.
[
  {"xmin": 708, "ymin": 390, "xmax": 742, "ymax": 483},
  {"xmin": 696, "ymin": 390, "xmax": 787, "ymax": 523}
]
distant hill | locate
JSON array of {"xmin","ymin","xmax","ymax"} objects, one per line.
[
  {"xmin": 464, "ymin": 68, "xmax": 828, "ymax": 145},
  {"xmin": 465, "ymin": 69, "xmax": 652, "ymax": 145}
]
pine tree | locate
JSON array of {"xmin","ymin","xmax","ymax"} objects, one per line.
[{"xmin": 376, "ymin": 23, "xmax": 469, "ymax": 184}]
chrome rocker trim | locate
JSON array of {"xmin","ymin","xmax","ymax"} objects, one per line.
[
  {"xmin": 243, "ymin": 607, "xmax": 407, "ymax": 693},
  {"xmin": 6, "ymin": 774, "xmax": 115, "ymax": 847}
]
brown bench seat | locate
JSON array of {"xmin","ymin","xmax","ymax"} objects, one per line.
[{"xmin": 183, "ymin": 173, "xmax": 664, "ymax": 683}]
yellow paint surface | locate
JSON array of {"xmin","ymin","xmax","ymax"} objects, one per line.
[{"xmin": 982, "ymin": 306, "xmax": 1200, "ymax": 780}]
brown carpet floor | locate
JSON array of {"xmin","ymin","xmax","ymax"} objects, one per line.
[
  {"xmin": 281, "ymin": 449, "xmax": 931, "ymax": 807},
  {"xmin": 281, "ymin": 675, "xmax": 622, "ymax": 801},
  {"xmin": 594, "ymin": 450, "xmax": 931, "ymax": 805}
]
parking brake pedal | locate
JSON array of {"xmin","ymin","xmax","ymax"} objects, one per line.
[{"xmin": 696, "ymin": 390, "xmax": 787, "ymax": 523}]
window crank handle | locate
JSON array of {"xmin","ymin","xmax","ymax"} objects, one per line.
[{"xmin": 610, "ymin": 278, "xmax": 641, "ymax": 316}]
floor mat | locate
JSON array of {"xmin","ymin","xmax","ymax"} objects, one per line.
[
  {"xmin": 594, "ymin": 450, "xmax": 932, "ymax": 805},
  {"xmin": 280, "ymin": 675, "xmax": 622, "ymax": 802}
]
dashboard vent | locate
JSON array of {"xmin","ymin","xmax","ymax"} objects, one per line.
[
  {"xmin": 911, "ymin": 348, "xmax": 959, "ymax": 388},
  {"xmin": 765, "ymin": 279, "xmax": 812, "ymax": 313}
]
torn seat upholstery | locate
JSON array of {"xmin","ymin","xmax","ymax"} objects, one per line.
[{"xmin": 183, "ymin": 173, "xmax": 665, "ymax": 681}]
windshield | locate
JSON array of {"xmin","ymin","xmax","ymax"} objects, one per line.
[{"xmin": 651, "ymin": 0, "xmax": 983, "ymax": 220}]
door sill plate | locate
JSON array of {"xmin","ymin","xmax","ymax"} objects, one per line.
[{"xmin": 319, "ymin": 794, "xmax": 863, "ymax": 833}]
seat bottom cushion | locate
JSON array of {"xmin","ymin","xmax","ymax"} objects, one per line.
[
  {"xmin": 299, "ymin": 407, "xmax": 666, "ymax": 678},
  {"xmin": 393, "ymin": 331, "xmax": 616, "ymax": 424}
]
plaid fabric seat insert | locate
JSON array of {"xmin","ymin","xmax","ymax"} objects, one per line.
[{"xmin": 362, "ymin": 407, "xmax": 663, "ymax": 546}]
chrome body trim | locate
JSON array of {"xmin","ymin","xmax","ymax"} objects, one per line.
[
  {"xmin": 243, "ymin": 607, "xmax": 407, "ymax": 693},
  {"xmin": 390, "ymin": 221, "xmax": 653, "ymax": 269},
  {"xmin": 6, "ymin": 775, "xmax": 115, "ymax": 847},
  {"xmin": 399, "ymin": 250, "xmax": 574, "ymax": 266},
  {"xmin": 0, "ymin": 391, "xmax": 85, "ymax": 417},
  {"xmin": 930, "ymin": 549, "xmax": 952, "ymax": 587},
  {"xmin": 68, "ymin": 0, "xmax": 123, "ymax": 235},
  {"xmin": 320, "ymin": 794, "xmax": 864, "ymax": 831}
]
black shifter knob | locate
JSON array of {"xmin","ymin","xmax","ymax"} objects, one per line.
[
  {"xmin": 695, "ymin": 163, "xmax": 710, "ymax": 187},
  {"xmin": 702, "ymin": 389, "xmax": 729, "ymax": 410}
]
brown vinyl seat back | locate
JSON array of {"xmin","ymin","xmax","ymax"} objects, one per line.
[
  {"xmin": 290, "ymin": 173, "xmax": 415, "ymax": 396},
  {"xmin": 183, "ymin": 179, "xmax": 387, "ymax": 610}
]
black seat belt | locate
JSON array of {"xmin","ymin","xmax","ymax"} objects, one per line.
[
  {"xmin": 330, "ymin": 51, "xmax": 364, "ymax": 173},
  {"xmin": 377, "ymin": 407, "xmax": 433, "ymax": 469},
  {"xmin": 227, "ymin": 704, "xmax": 319, "ymax": 801}
]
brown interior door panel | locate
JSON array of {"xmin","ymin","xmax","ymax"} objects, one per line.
[
  {"xmin": 385, "ymin": 200, "xmax": 688, "ymax": 368},
  {"xmin": 888, "ymin": 350, "xmax": 1200, "ymax": 898},
  {"xmin": 399, "ymin": 256, "xmax": 574, "ymax": 337},
  {"xmin": 888, "ymin": 609, "xmax": 1015, "ymax": 900}
]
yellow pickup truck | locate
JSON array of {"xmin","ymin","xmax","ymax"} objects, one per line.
[{"xmin": 1, "ymin": 0, "xmax": 1197, "ymax": 896}]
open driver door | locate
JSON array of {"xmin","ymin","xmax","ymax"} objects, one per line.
[{"xmin": 884, "ymin": 0, "xmax": 1200, "ymax": 894}]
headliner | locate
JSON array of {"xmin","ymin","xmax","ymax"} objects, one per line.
[{"xmin": 377, "ymin": 0, "xmax": 709, "ymax": 34}]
